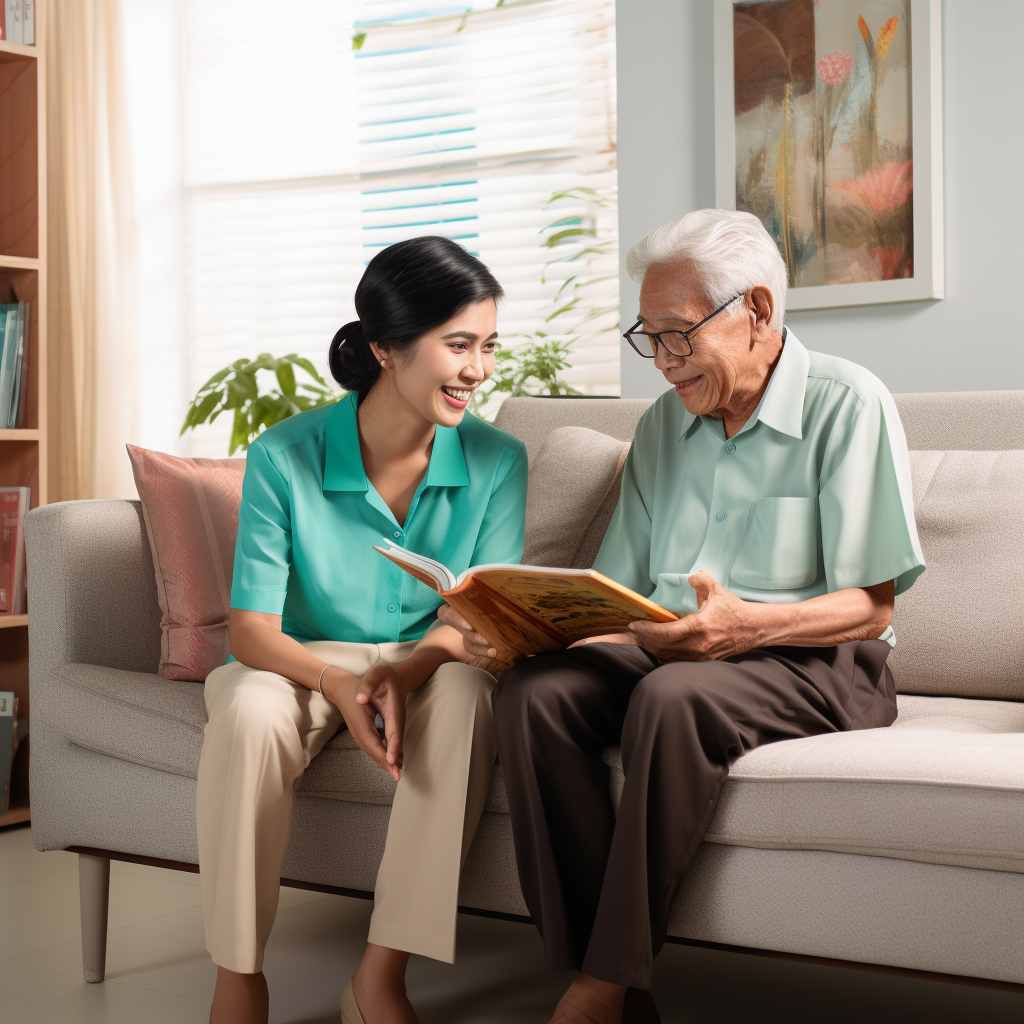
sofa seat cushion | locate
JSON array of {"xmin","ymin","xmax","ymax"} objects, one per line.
[
  {"xmin": 47, "ymin": 669, "xmax": 1024, "ymax": 873},
  {"xmin": 43, "ymin": 664, "xmax": 209, "ymax": 778},
  {"xmin": 604, "ymin": 693, "xmax": 1024, "ymax": 874},
  {"xmin": 44, "ymin": 663, "xmax": 510, "ymax": 811}
]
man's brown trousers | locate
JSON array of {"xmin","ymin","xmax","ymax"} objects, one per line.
[{"xmin": 492, "ymin": 640, "xmax": 896, "ymax": 990}]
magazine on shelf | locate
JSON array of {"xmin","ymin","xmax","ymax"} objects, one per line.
[
  {"xmin": 9, "ymin": 302, "xmax": 28, "ymax": 428},
  {"xmin": 0, "ymin": 487, "xmax": 29, "ymax": 614},
  {"xmin": 0, "ymin": 303, "xmax": 27, "ymax": 428},
  {"xmin": 374, "ymin": 539, "xmax": 678, "ymax": 662}
]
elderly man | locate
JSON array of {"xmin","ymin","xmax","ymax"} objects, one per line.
[{"xmin": 443, "ymin": 208, "xmax": 925, "ymax": 1023}]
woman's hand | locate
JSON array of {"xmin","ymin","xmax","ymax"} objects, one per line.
[
  {"xmin": 320, "ymin": 666, "xmax": 402, "ymax": 782},
  {"xmin": 436, "ymin": 605, "xmax": 496, "ymax": 660},
  {"xmin": 354, "ymin": 663, "xmax": 413, "ymax": 777},
  {"xmin": 435, "ymin": 606, "xmax": 510, "ymax": 674}
]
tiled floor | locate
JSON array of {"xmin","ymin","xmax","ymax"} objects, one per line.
[{"xmin": 2, "ymin": 823, "xmax": 1022, "ymax": 1024}]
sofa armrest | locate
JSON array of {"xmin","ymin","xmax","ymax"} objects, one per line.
[{"xmin": 26, "ymin": 499, "xmax": 163, "ymax": 679}]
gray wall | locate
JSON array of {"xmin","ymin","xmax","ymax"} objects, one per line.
[{"xmin": 616, "ymin": 0, "xmax": 1024, "ymax": 398}]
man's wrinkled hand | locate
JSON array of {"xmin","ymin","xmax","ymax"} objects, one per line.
[{"xmin": 571, "ymin": 572, "xmax": 765, "ymax": 662}]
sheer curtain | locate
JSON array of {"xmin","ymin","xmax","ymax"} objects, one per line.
[
  {"xmin": 46, "ymin": 0, "xmax": 140, "ymax": 500},
  {"xmin": 123, "ymin": 0, "xmax": 618, "ymax": 460}
]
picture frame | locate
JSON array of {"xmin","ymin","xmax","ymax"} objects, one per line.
[{"xmin": 713, "ymin": 0, "xmax": 943, "ymax": 310}]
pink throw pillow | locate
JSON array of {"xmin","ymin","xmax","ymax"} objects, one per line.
[{"xmin": 127, "ymin": 444, "xmax": 246, "ymax": 681}]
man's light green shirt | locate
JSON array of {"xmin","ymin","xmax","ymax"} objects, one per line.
[
  {"xmin": 229, "ymin": 392, "xmax": 528, "ymax": 648},
  {"xmin": 593, "ymin": 332, "xmax": 925, "ymax": 645}
]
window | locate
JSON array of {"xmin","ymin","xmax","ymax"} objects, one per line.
[{"xmin": 130, "ymin": 0, "xmax": 618, "ymax": 458}]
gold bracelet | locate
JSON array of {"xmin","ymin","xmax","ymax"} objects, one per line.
[{"xmin": 317, "ymin": 664, "xmax": 330, "ymax": 696}]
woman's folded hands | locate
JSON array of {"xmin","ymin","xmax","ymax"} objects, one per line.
[{"xmin": 319, "ymin": 663, "xmax": 412, "ymax": 783}]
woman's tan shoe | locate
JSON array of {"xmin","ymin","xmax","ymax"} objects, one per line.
[{"xmin": 340, "ymin": 980, "xmax": 366, "ymax": 1024}]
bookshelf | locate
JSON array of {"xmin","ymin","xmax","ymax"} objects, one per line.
[{"xmin": 0, "ymin": 11, "xmax": 46, "ymax": 828}]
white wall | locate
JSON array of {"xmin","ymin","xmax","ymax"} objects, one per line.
[{"xmin": 616, "ymin": 0, "xmax": 1024, "ymax": 398}]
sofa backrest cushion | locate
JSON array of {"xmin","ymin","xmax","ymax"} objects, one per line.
[
  {"xmin": 127, "ymin": 445, "xmax": 246, "ymax": 681},
  {"xmin": 889, "ymin": 449, "xmax": 1024, "ymax": 699},
  {"xmin": 495, "ymin": 391, "xmax": 1024, "ymax": 456},
  {"xmin": 524, "ymin": 427, "xmax": 629, "ymax": 569},
  {"xmin": 495, "ymin": 397, "xmax": 652, "ymax": 464}
]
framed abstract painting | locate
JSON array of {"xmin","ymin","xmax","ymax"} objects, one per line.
[{"xmin": 713, "ymin": 0, "xmax": 942, "ymax": 309}]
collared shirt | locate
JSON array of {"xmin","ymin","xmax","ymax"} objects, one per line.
[
  {"xmin": 229, "ymin": 391, "xmax": 528, "ymax": 646},
  {"xmin": 593, "ymin": 331, "xmax": 925, "ymax": 645}
]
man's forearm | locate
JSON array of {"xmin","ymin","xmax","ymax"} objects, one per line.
[{"xmin": 747, "ymin": 582, "xmax": 894, "ymax": 648}]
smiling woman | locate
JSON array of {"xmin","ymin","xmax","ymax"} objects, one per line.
[{"xmin": 197, "ymin": 232, "xmax": 528, "ymax": 1024}]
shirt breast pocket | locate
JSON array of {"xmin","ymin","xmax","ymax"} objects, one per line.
[{"xmin": 729, "ymin": 497, "xmax": 820, "ymax": 591}]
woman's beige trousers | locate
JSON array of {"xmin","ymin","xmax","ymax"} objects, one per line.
[{"xmin": 196, "ymin": 640, "xmax": 496, "ymax": 974}]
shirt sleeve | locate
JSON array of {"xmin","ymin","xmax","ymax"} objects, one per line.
[
  {"xmin": 818, "ymin": 385, "xmax": 925, "ymax": 596},
  {"xmin": 470, "ymin": 441, "xmax": 528, "ymax": 567},
  {"xmin": 591, "ymin": 435, "xmax": 654, "ymax": 597},
  {"xmin": 230, "ymin": 440, "xmax": 293, "ymax": 614}
]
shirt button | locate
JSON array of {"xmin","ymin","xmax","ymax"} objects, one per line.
[
  {"xmin": 393, "ymin": 531, "xmax": 401, "ymax": 538},
  {"xmin": 388, "ymin": 603, "xmax": 398, "ymax": 613},
  {"xmin": 716, "ymin": 511, "xmax": 726, "ymax": 521},
  {"xmin": 726, "ymin": 443, "xmax": 737, "ymax": 454}
]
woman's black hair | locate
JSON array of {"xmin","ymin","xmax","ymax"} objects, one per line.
[{"xmin": 329, "ymin": 236, "xmax": 504, "ymax": 398}]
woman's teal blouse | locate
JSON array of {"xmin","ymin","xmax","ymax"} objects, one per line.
[{"xmin": 229, "ymin": 392, "xmax": 528, "ymax": 646}]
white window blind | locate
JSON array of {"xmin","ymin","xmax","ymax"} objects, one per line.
[{"xmin": 179, "ymin": 0, "xmax": 618, "ymax": 457}]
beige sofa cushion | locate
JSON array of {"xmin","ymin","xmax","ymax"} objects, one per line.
[
  {"xmin": 605, "ymin": 693, "xmax": 1024, "ymax": 874},
  {"xmin": 890, "ymin": 450, "xmax": 1024, "ymax": 699},
  {"xmin": 523, "ymin": 426, "xmax": 629, "ymax": 569},
  {"xmin": 50, "ymin": 659, "xmax": 1024, "ymax": 874}
]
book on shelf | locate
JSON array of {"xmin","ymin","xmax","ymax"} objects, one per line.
[
  {"xmin": 2, "ymin": 0, "xmax": 32, "ymax": 44},
  {"xmin": 0, "ymin": 302, "xmax": 28, "ymax": 428},
  {"xmin": 374, "ymin": 539, "xmax": 678, "ymax": 662},
  {"xmin": 0, "ymin": 692, "xmax": 17, "ymax": 817},
  {"xmin": 0, "ymin": 487, "xmax": 29, "ymax": 614}
]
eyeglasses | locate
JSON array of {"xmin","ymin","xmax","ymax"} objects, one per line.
[{"xmin": 623, "ymin": 295, "xmax": 745, "ymax": 359}]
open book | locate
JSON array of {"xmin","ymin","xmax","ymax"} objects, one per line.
[{"xmin": 374, "ymin": 539, "xmax": 678, "ymax": 661}]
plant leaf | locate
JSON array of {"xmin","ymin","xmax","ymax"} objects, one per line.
[
  {"xmin": 544, "ymin": 227, "xmax": 593, "ymax": 247},
  {"xmin": 275, "ymin": 362, "xmax": 297, "ymax": 396},
  {"xmin": 289, "ymin": 355, "xmax": 330, "ymax": 386}
]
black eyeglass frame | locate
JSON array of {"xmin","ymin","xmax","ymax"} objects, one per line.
[{"xmin": 623, "ymin": 294, "xmax": 746, "ymax": 359}]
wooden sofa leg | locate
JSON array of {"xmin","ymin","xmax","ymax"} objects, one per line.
[{"xmin": 79, "ymin": 853, "xmax": 110, "ymax": 983}]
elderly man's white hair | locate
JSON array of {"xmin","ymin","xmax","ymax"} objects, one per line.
[{"xmin": 626, "ymin": 209, "xmax": 788, "ymax": 329}]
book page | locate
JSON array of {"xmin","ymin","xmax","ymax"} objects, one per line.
[
  {"xmin": 472, "ymin": 569, "xmax": 676, "ymax": 644},
  {"xmin": 374, "ymin": 543, "xmax": 456, "ymax": 592}
]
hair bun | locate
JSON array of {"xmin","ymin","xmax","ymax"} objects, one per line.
[{"xmin": 329, "ymin": 320, "xmax": 379, "ymax": 394}]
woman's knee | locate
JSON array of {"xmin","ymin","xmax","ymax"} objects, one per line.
[
  {"xmin": 205, "ymin": 671, "xmax": 304, "ymax": 752},
  {"xmin": 412, "ymin": 661, "xmax": 497, "ymax": 727}
]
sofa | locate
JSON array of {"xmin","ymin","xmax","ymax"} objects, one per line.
[{"xmin": 25, "ymin": 391, "xmax": 1024, "ymax": 990}]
